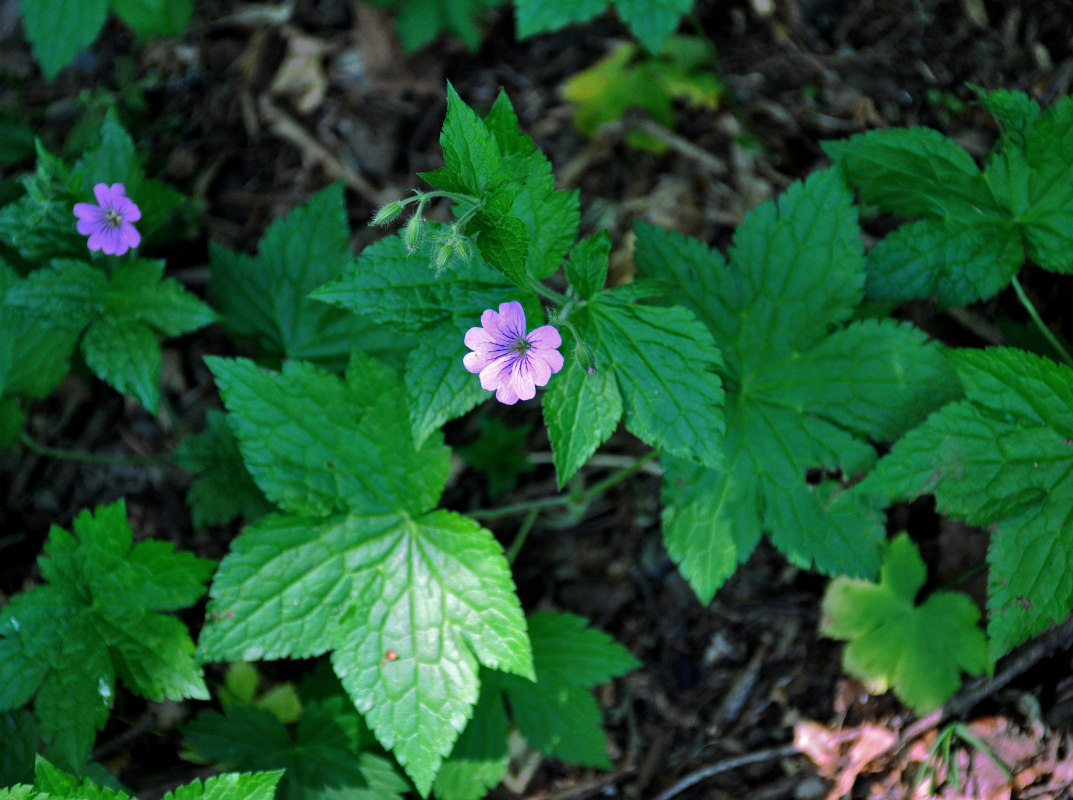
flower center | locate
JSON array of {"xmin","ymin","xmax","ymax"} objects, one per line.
[
  {"xmin": 510, "ymin": 337, "xmax": 532, "ymax": 355},
  {"xmin": 104, "ymin": 208, "xmax": 123, "ymax": 228}
]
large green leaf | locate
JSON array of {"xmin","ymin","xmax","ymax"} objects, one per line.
[
  {"xmin": 634, "ymin": 169, "xmax": 959, "ymax": 603},
  {"xmin": 860, "ymin": 347, "xmax": 1073, "ymax": 659},
  {"xmin": 200, "ymin": 355, "xmax": 531, "ymax": 795},
  {"xmin": 0, "ymin": 501, "xmax": 211, "ymax": 767}
]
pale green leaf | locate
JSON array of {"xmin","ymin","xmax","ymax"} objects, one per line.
[{"xmin": 821, "ymin": 534, "xmax": 989, "ymax": 712}]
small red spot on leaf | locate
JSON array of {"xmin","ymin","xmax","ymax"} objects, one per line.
[{"xmin": 385, "ymin": 649, "xmax": 398, "ymax": 661}]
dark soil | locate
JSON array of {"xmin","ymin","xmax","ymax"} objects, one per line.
[{"xmin": 3, "ymin": 1, "xmax": 1073, "ymax": 798}]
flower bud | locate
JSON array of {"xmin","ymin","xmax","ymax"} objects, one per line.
[
  {"xmin": 403, "ymin": 215, "xmax": 425, "ymax": 253},
  {"xmin": 433, "ymin": 242, "xmax": 454, "ymax": 273},
  {"xmin": 453, "ymin": 236, "xmax": 472, "ymax": 264},
  {"xmin": 574, "ymin": 341, "xmax": 597, "ymax": 374},
  {"xmin": 371, "ymin": 201, "xmax": 405, "ymax": 226}
]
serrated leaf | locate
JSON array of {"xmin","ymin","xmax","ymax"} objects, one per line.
[
  {"xmin": 514, "ymin": 0, "xmax": 607, "ymax": 38},
  {"xmin": 564, "ymin": 233, "xmax": 610, "ymax": 300},
  {"xmin": 0, "ymin": 501, "xmax": 211, "ymax": 767},
  {"xmin": 459, "ymin": 418, "xmax": 534, "ymax": 497},
  {"xmin": 497, "ymin": 613, "xmax": 638, "ymax": 767},
  {"xmin": 200, "ymin": 355, "xmax": 531, "ymax": 794},
  {"xmin": 0, "ymin": 262, "xmax": 78, "ymax": 400},
  {"xmin": 635, "ymin": 169, "xmax": 959, "ymax": 603},
  {"xmin": 440, "ymin": 84, "xmax": 501, "ymax": 196},
  {"xmin": 614, "ymin": 0, "xmax": 692, "ymax": 53},
  {"xmin": 860, "ymin": 347, "xmax": 1073, "ymax": 660},
  {"xmin": 543, "ymin": 330, "xmax": 622, "ymax": 488},
  {"xmin": 827, "ymin": 96, "xmax": 1073, "ymax": 304},
  {"xmin": 432, "ymin": 680, "xmax": 509, "ymax": 800},
  {"xmin": 174, "ymin": 410, "xmax": 274, "ymax": 528},
  {"xmin": 209, "ymin": 183, "xmax": 370, "ymax": 369},
  {"xmin": 111, "ymin": 0, "xmax": 193, "ymax": 36},
  {"xmin": 20, "ymin": 0, "xmax": 108, "ymax": 79},
  {"xmin": 405, "ymin": 323, "xmax": 488, "ymax": 447},
  {"xmin": 585, "ymin": 293, "xmax": 724, "ymax": 469},
  {"xmin": 483, "ymin": 91, "xmax": 580, "ymax": 280},
  {"xmin": 0, "ymin": 710, "xmax": 36, "ymax": 786},
  {"xmin": 311, "ymin": 229, "xmax": 518, "ymax": 442},
  {"xmin": 105, "ymin": 259, "xmax": 217, "ymax": 336},
  {"xmin": 81, "ymin": 316, "xmax": 162, "ymax": 411},
  {"xmin": 165, "ymin": 772, "xmax": 285, "ymax": 800},
  {"xmin": 821, "ymin": 534, "xmax": 989, "ymax": 712},
  {"xmin": 184, "ymin": 701, "xmax": 407, "ymax": 800},
  {"xmin": 5, "ymin": 258, "xmax": 213, "ymax": 411},
  {"xmin": 3, "ymin": 259, "xmax": 106, "ymax": 331},
  {"xmin": 207, "ymin": 357, "xmax": 450, "ymax": 517}
]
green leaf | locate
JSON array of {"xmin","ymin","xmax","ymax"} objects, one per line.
[
  {"xmin": 860, "ymin": 347, "xmax": 1073, "ymax": 660},
  {"xmin": 105, "ymin": 259, "xmax": 217, "ymax": 336},
  {"xmin": 388, "ymin": 0, "xmax": 501, "ymax": 52},
  {"xmin": 0, "ymin": 710, "xmax": 36, "ymax": 786},
  {"xmin": 173, "ymin": 410, "xmax": 274, "ymax": 528},
  {"xmin": 543, "ymin": 333, "xmax": 623, "ymax": 489},
  {"xmin": 459, "ymin": 418, "xmax": 534, "ymax": 497},
  {"xmin": 25, "ymin": 761, "xmax": 282, "ymax": 800},
  {"xmin": 312, "ymin": 228, "xmax": 517, "ymax": 442},
  {"xmin": 823, "ymin": 127, "xmax": 991, "ymax": 219},
  {"xmin": 440, "ymin": 84, "xmax": 501, "ymax": 197},
  {"xmin": 20, "ymin": 0, "xmax": 108, "ymax": 79},
  {"xmin": 184, "ymin": 700, "xmax": 408, "ymax": 800},
  {"xmin": 73, "ymin": 111, "xmax": 183, "ymax": 237},
  {"xmin": 6, "ymin": 258, "xmax": 212, "ymax": 411},
  {"xmin": 564, "ymin": 232, "xmax": 610, "ymax": 300},
  {"xmin": 563, "ymin": 38, "xmax": 721, "ymax": 151},
  {"xmin": 826, "ymin": 96, "xmax": 1073, "ymax": 304},
  {"xmin": 200, "ymin": 355, "xmax": 531, "ymax": 794},
  {"xmin": 483, "ymin": 91, "xmax": 580, "ymax": 281},
  {"xmin": 614, "ymin": 0, "xmax": 692, "ymax": 53},
  {"xmin": 207, "ymin": 357, "xmax": 450, "ymax": 517},
  {"xmin": 110, "ymin": 0, "xmax": 194, "ymax": 36},
  {"xmin": 432, "ymin": 681, "xmax": 509, "ymax": 800},
  {"xmin": 635, "ymin": 169, "xmax": 959, "ymax": 603},
  {"xmin": 821, "ymin": 534, "xmax": 989, "ymax": 712},
  {"xmin": 498, "ymin": 613, "xmax": 639, "ymax": 767},
  {"xmin": 81, "ymin": 316, "xmax": 162, "ymax": 411},
  {"xmin": 3, "ymin": 259, "xmax": 107, "ymax": 331},
  {"xmin": 514, "ymin": 0, "xmax": 607, "ymax": 38},
  {"xmin": 209, "ymin": 183, "xmax": 371, "ymax": 369},
  {"xmin": 0, "ymin": 501, "xmax": 211, "ymax": 767},
  {"xmin": 585, "ymin": 292, "xmax": 724, "ymax": 469},
  {"xmin": 0, "ymin": 262, "xmax": 78, "ymax": 400}
]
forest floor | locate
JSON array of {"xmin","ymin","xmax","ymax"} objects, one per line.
[{"xmin": 4, "ymin": 0, "xmax": 1073, "ymax": 798}]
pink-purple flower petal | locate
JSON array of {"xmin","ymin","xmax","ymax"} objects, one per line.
[
  {"xmin": 73, "ymin": 183, "xmax": 141, "ymax": 256},
  {"xmin": 463, "ymin": 300, "xmax": 564, "ymax": 405}
]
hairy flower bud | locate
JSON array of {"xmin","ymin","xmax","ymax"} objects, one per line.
[
  {"xmin": 371, "ymin": 200, "xmax": 405, "ymax": 226},
  {"xmin": 433, "ymin": 242, "xmax": 454, "ymax": 273},
  {"xmin": 574, "ymin": 341, "xmax": 597, "ymax": 374},
  {"xmin": 403, "ymin": 215, "xmax": 425, "ymax": 253}
]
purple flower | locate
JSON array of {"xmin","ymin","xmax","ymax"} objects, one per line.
[
  {"xmin": 463, "ymin": 301, "xmax": 564, "ymax": 405},
  {"xmin": 73, "ymin": 183, "xmax": 141, "ymax": 256}
]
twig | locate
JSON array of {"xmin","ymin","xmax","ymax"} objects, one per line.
[
  {"xmin": 257, "ymin": 95, "xmax": 383, "ymax": 204},
  {"xmin": 648, "ymin": 744, "xmax": 800, "ymax": 800}
]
